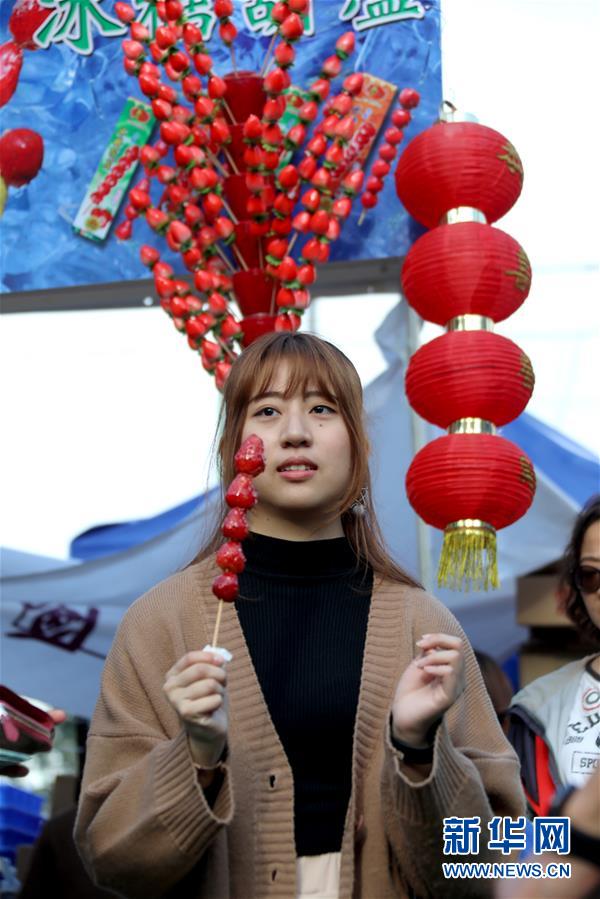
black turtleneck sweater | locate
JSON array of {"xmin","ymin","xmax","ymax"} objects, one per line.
[{"xmin": 235, "ymin": 531, "xmax": 373, "ymax": 857}]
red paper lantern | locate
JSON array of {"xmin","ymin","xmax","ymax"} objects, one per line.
[
  {"xmin": 406, "ymin": 434, "xmax": 536, "ymax": 590},
  {"xmin": 405, "ymin": 331, "xmax": 534, "ymax": 428},
  {"xmin": 395, "ymin": 122, "xmax": 523, "ymax": 228},
  {"xmin": 401, "ymin": 222, "xmax": 531, "ymax": 325},
  {"xmin": 406, "ymin": 434, "xmax": 535, "ymax": 530}
]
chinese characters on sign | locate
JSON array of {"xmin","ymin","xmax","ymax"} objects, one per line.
[
  {"xmin": 442, "ymin": 816, "xmax": 571, "ymax": 856},
  {"xmin": 32, "ymin": 0, "xmax": 427, "ymax": 54},
  {"xmin": 339, "ymin": 0, "xmax": 425, "ymax": 32},
  {"xmin": 36, "ymin": 0, "xmax": 125, "ymax": 55},
  {"xmin": 243, "ymin": 0, "xmax": 314, "ymax": 37}
]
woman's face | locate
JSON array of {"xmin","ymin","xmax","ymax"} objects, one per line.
[
  {"xmin": 239, "ymin": 361, "xmax": 352, "ymax": 540},
  {"xmin": 580, "ymin": 519, "xmax": 600, "ymax": 631}
]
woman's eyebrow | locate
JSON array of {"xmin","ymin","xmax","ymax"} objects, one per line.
[{"xmin": 249, "ymin": 389, "xmax": 336, "ymax": 404}]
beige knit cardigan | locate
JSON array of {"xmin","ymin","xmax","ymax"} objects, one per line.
[{"xmin": 75, "ymin": 556, "xmax": 525, "ymax": 899}]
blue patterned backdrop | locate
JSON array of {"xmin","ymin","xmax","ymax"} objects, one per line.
[{"xmin": 0, "ymin": 0, "xmax": 440, "ymax": 293}]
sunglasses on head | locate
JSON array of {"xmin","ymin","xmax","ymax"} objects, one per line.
[{"xmin": 573, "ymin": 565, "xmax": 600, "ymax": 594}]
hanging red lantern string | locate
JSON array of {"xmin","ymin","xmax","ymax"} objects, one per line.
[{"xmin": 395, "ymin": 103, "xmax": 535, "ymax": 590}]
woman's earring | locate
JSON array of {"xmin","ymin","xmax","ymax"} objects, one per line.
[{"xmin": 350, "ymin": 488, "xmax": 368, "ymax": 516}]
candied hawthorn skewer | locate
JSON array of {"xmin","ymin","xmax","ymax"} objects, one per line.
[
  {"xmin": 210, "ymin": 435, "xmax": 265, "ymax": 648},
  {"xmin": 358, "ymin": 86, "xmax": 420, "ymax": 224}
]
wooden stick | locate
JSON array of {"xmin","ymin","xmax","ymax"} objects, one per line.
[
  {"xmin": 220, "ymin": 195, "xmax": 239, "ymax": 225},
  {"xmin": 358, "ymin": 209, "xmax": 366, "ymax": 227},
  {"xmin": 216, "ymin": 334, "xmax": 238, "ymax": 362},
  {"xmin": 231, "ymin": 243, "xmax": 249, "ymax": 271},
  {"xmin": 222, "ymin": 147, "xmax": 240, "ymax": 175},
  {"xmin": 211, "ymin": 599, "xmax": 224, "ymax": 646},
  {"xmin": 222, "ymin": 98, "xmax": 236, "ymax": 124},
  {"xmin": 258, "ymin": 237, "xmax": 264, "ymax": 270},
  {"xmin": 286, "ymin": 232, "xmax": 298, "ymax": 256},
  {"xmin": 207, "ymin": 149, "xmax": 230, "ymax": 179},
  {"xmin": 260, "ymin": 32, "xmax": 278, "ymax": 78},
  {"xmin": 230, "ymin": 44, "xmax": 237, "ymax": 74},
  {"xmin": 214, "ymin": 243, "xmax": 236, "ymax": 272}
]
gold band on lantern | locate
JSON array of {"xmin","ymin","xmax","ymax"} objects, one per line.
[
  {"xmin": 448, "ymin": 418, "xmax": 497, "ymax": 435},
  {"xmin": 438, "ymin": 520, "xmax": 499, "ymax": 592},
  {"xmin": 446, "ymin": 314, "xmax": 495, "ymax": 332},
  {"xmin": 441, "ymin": 207, "xmax": 488, "ymax": 225}
]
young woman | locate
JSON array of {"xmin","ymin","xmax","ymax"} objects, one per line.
[
  {"xmin": 75, "ymin": 332, "xmax": 525, "ymax": 899},
  {"xmin": 508, "ymin": 495, "xmax": 600, "ymax": 816}
]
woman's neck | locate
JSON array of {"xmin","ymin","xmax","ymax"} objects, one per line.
[{"xmin": 247, "ymin": 509, "xmax": 344, "ymax": 542}]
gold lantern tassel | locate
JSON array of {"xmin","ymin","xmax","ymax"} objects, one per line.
[{"xmin": 438, "ymin": 520, "xmax": 499, "ymax": 591}]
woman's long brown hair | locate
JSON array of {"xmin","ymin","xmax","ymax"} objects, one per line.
[{"xmin": 193, "ymin": 331, "xmax": 420, "ymax": 589}]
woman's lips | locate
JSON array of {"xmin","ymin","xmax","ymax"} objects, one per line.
[{"xmin": 277, "ymin": 469, "xmax": 317, "ymax": 481}]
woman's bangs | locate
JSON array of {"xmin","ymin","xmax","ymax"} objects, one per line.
[{"xmin": 252, "ymin": 341, "xmax": 339, "ymax": 404}]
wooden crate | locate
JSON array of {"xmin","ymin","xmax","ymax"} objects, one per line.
[{"xmin": 516, "ymin": 575, "xmax": 572, "ymax": 628}]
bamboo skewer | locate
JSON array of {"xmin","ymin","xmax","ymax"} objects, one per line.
[
  {"xmin": 231, "ymin": 244, "xmax": 249, "ymax": 271},
  {"xmin": 223, "ymin": 98, "xmax": 236, "ymax": 124},
  {"xmin": 222, "ymin": 147, "xmax": 240, "ymax": 175},
  {"xmin": 211, "ymin": 600, "xmax": 224, "ymax": 646},
  {"xmin": 207, "ymin": 150, "xmax": 230, "ymax": 179},
  {"xmin": 214, "ymin": 243, "xmax": 236, "ymax": 272},
  {"xmin": 220, "ymin": 195, "xmax": 239, "ymax": 224},
  {"xmin": 215, "ymin": 334, "xmax": 238, "ymax": 362},
  {"xmin": 286, "ymin": 232, "xmax": 299, "ymax": 256},
  {"xmin": 260, "ymin": 32, "xmax": 278, "ymax": 78}
]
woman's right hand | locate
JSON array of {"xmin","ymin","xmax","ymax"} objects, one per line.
[{"xmin": 163, "ymin": 651, "xmax": 228, "ymax": 768}]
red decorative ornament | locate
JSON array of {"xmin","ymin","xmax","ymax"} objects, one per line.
[
  {"xmin": 406, "ymin": 434, "xmax": 535, "ymax": 531},
  {"xmin": 405, "ymin": 331, "xmax": 535, "ymax": 428},
  {"xmin": 406, "ymin": 434, "xmax": 535, "ymax": 589},
  {"xmin": 396, "ymin": 104, "xmax": 535, "ymax": 590},
  {"xmin": 401, "ymin": 222, "xmax": 531, "ymax": 325},
  {"xmin": 395, "ymin": 120, "xmax": 524, "ymax": 228}
]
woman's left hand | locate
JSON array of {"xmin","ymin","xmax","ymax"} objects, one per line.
[{"xmin": 391, "ymin": 633, "xmax": 465, "ymax": 747}]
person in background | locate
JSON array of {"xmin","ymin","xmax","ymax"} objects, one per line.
[
  {"xmin": 75, "ymin": 332, "xmax": 525, "ymax": 899},
  {"xmin": 18, "ymin": 721, "xmax": 115, "ymax": 898},
  {"xmin": 474, "ymin": 650, "xmax": 514, "ymax": 736},
  {"xmin": 495, "ymin": 766, "xmax": 600, "ymax": 899},
  {"xmin": 0, "ymin": 707, "xmax": 66, "ymax": 778},
  {"xmin": 508, "ymin": 495, "xmax": 600, "ymax": 816}
]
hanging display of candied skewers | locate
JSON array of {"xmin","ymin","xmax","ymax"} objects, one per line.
[
  {"xmin": 206, "ymin": 434, "xmax": 265, "ymax": 654},
  {"xmin": 112, "ymin": 0, "xmax": 420, "ymax": 391},
  {"xmin": 358, "ymin": 88, "xmax": 420, "ymax": 224}
]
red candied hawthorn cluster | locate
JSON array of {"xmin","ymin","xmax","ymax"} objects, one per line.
[
  {"xmin": 113, "ymin": 0, "xmax": 420, "ymax": 390},
  {"xmin": 212, "ymin": 434, "xmax": 265, "ymax": 604},
  {"xmin": 359, "ymin": 87, "xmax": 420, "ymax": 219}
]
